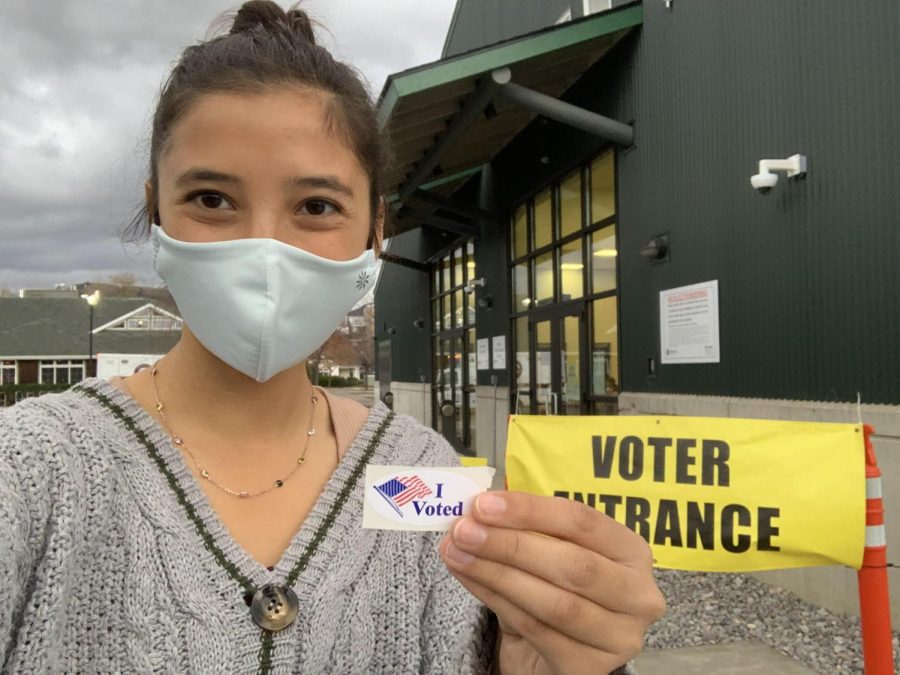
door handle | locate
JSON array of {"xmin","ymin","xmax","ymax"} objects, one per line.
[{"xmin": 545, "ymin": 392, "xmax": 558, "ymax": 415}]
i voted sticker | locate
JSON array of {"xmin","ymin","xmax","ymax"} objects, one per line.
[{"xmin": 363, "ymin": 465, "xmax": 495, "ymax": 531}]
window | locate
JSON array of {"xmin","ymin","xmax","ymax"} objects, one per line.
[
  {"xmin": 431, "ymin": 242, "xmax": 477, "ymax": 450},
  {"xmin": 559, "ymin": 169, "xmax": 582, "ymax": 238},
  {"xmin": 511, "ymin": 161, "xmax": 612, "ymax": 310},
  {"xmin": 39, "ymin": 360, "xmax": 85, "ymax": 385},
  {"xmin": 112, "ymin": 307, "xmax": 181, "ymax": 331},
  {"xmin": 534, "ymin": 252, "xmax": 554, "ymax": 305},
  {"xmin": 533, "ymin": 188, "xmax": 553, "ymax": 250},
  {"xmin": 592, "ymin": 296, "xmax": 619, "ymax": 395},
  {"xmin": 591, "ymin": 152, "xmax": 615, "ymax": 223},
  {"xmin": 512, "ymin": 205, "xmax": 528, "ymax": 259},
  {"xmin": 1, "ymin": 360, "xmax": 16, "ymax": 385},
  {"xmin": 559, "ymin": 239, "xmax": 584, "ymax": 301},
  {"xmin": 591, "ymin": 225, "xmax": 617, "ymax": 294},
  {"xmin": 509, "ymin": 149, "xmax": 618, "ymax": 412}
]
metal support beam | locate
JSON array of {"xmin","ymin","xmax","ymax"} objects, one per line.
[
  {"xmin": 398, "ymin": 207, "xmax": 480, "ymax": 238},
  {"xmin": 493, "ymin": 69, "xmax": 634, "ymax": 146},
  {"xmin": 409, "ymin": 190, "xmax": 498, "ymax": 227},
  {"xmin": 379, "ymin": 252, "xmax": 429, "ymax": 272},
  {"xmin": 396, "ymin": 65, "xmax": 632, "ymax": 206},
  {"xmin": 398, "ymin": 69, "xmax": 510, "ymax": 200}
]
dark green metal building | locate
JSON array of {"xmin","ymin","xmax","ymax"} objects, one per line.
[
  {"xmin": 374, "ymin": 0, "xmax": 900, "ymax": 620},
  {"xmin": 376, "ymin": 0, "xmax": 899, "ymax": 430}
]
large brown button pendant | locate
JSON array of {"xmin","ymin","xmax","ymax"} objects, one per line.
[{"xmin": 250, "ymin": 584, "xmax": 299, "ymax": 631}]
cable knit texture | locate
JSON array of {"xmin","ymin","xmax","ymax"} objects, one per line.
[{"xmin": 0, "ymin": 379, "xmax": 495, "ymax": 674}]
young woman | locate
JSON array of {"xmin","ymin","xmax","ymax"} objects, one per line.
[{"xmin": 0, "ymin": 2, "xmax": 663, "ymax": 673}]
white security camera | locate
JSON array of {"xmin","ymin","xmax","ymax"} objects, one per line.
[
  {"xmin": 463, "ymin": 277, "xmax": 486, "ymax": 294},
  {"xmin": 750, "ymin": 172, "xmax": 778, "ymax": 194},
  {"xmin": 750, "ymin": 154, "xmax": 807, "ymax": 195}
]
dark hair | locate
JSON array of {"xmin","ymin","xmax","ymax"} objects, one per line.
[{"xmin": 125, "ymin": 0, "xmax": 387, "ymax": 241}]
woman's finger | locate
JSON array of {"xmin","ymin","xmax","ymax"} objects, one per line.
[
  {"xmin": 439, "ymin": 539, "xmax": 632, "ymax": 675},
  {"xmin": 449, "ymin": 517, "xmax": 663, "ymax": 618},
  {"xmin": 440, "ymin": 536, "xmax": 649, "ymax": 654},
  {"xmin": 472, "ymin": 491, "xmax": 653, "ymax": 566}
]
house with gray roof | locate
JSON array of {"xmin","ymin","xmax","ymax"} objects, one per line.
[{"xmin": 0, "ymin": 297, "xmax": 181, "ymax": 404}]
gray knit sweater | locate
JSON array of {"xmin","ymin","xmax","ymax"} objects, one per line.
[{"xmin": 0, "ymin": 379, "xmax": 494, "ymax": 674}]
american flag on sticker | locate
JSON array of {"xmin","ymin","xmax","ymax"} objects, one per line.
[{"xmin": 374, "ymin": 475, "xmax": 432, "ymax": 517}]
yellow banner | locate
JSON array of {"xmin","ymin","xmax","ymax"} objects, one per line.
[
  {"xmin": 506, "ymin": 415, "xmax": 865, "ymax": 571},
  {"xmin": 459, "ymin": 456, "xmax": 489, "ymax": 467}
]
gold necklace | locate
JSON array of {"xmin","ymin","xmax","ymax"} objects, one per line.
[{"xmin": 150, "ymin": 364, "xmax": 317, "ymax": 499}]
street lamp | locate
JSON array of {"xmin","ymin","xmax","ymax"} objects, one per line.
[{"xmin": 81, "ymin": 290, "xmax": 100, "ymax": 377}]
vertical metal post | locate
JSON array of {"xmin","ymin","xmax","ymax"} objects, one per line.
[
  {"xmin": 88, "ymin": 304, "xmax": 94, "ymax": 377},
  {"xmin": 491, "ymin": 374, "xmax": 498, "ymax": 468},
  {"xmin": 420, "ymin": 373, "xmax": 427, "ymax": 427}
]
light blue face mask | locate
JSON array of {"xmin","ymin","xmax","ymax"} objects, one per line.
[{"xmin": 151, "ymin": 225, "xmax": 380, "ymax": 382}]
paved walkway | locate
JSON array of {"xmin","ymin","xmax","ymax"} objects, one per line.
[
  {"xmin": 634, "ymin": 641, "xmax": 817, "ymax": 674},
  {"xmin": 322, "ymin": 386, "xmax": 374, "ymax": 407}
]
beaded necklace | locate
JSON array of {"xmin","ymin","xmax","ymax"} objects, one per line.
[{"xmin": 150, "ymin": 363, "xmax": 317, "ymax": 499}]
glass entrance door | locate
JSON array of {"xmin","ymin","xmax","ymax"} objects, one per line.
[
  {"xmin": 526, "ymin": 305, "xmax": 586, "ymax": 415},
  {"xmin": 559, "ymin": 314, "xmax": 583, "ymax": 415}
]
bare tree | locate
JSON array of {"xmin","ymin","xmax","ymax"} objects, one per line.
[
  {"xmin": 323, "ymin": 331, "xmax": 357, "ymax": 367},
  {"xmin": 307, "ymin": 332, "xmax": 336, "ymax": 385},
  {"xmin": 350, "ymin": 304, "xmax": 375, "ymax": 387},
  {"xmin": 107, "ymin": 273, "xmax": 138, "ymax": 297},
  {"xmin": 308, "ymin": 330, "xmax": 363, "ymax": 385}
]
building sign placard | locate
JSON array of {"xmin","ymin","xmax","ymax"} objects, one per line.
[
  {"xmin": 476, "ymin": 338, "xmax": 490, "ymax": 370},
  {"xmin": 492, "ymin": 335, "xmax": 506, "ymax": 370},
  {"xmin": 506, "ymin": 414, "xmax": 865, "ymax": 572},
  {"xmin": 660, "ymin": 280, "xmax": 720, "ymax": 364}
]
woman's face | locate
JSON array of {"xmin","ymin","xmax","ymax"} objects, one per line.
[{"xmin": 152, "ymin": 87, "xmax": 377, "ymax": 260}]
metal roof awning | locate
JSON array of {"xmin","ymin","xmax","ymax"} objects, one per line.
[{"xmin": 377, "ymin": 2, "xmax": 643, "ymax": 239}]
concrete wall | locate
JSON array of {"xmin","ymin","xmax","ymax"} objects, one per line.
[
  {"xmin": 474, "ymin": 385, "xmax": 510, "ymax": 489},
  {"xmin": 619, "ymin": 391, "xmax": 900, "ymax": 625},
  {"xmin": 384, "ymin": 380, "xmax": 431, "ymax": 428},
  {"xmin": 385, "ymin": 380, "xmax": 509, "ymax": 490}
]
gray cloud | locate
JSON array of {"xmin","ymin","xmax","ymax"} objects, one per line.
[{"xmin": 0, "ymin": 0, "xmax": 455, "ymax": 292}]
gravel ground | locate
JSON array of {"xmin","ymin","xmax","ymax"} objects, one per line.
[{"xmin": 646, "ymin": 570, "xmax": 900, "ymax": 674}]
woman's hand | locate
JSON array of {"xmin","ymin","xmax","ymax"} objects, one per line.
[{"xmin": 439, "ymin": 491, "xmax": 665, "ymax": 675}]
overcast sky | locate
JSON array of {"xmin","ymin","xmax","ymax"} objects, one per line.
[{"xmin": 0, "ymin": 0, "xmax": 456, "ymax": 292}]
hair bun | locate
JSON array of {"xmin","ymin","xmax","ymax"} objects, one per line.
[
  {"xmin": 285, "ymin": 9, "xmax": 316, "ymax": 44},
  {"xmin": 231, "ymin": 1, "xmax": 316, "ymax": 44}
]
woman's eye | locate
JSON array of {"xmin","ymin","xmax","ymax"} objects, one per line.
[
  {"xmin": 189, "ymin": 192, "xmax": 232, "ymax": 210},
  {"xmin": 300, "ymin": 199, "xmax": 338, "ymax": 216}
]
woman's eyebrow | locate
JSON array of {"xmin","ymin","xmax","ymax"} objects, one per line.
[
  {"xmin": 175, "ymin": 168, "xmax": 241, "ymax": 188},
  {"xmin": 289, "ymin": 175, "xmax": 354, "ymax": 197}
]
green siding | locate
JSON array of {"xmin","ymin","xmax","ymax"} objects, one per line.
[
  {"xmin": 378, "ymin": 0, "xmax": 900, "ymax": 404},
  {"xmin": 480, "ymin": 0, "xmax": 900, "ymax": 404},
  {"xmin": 611, "ymin": 0, "xmax": 900, "ymax": 403},
  {"xmin": 373, "ymin": 229, "xmax": 438, "ymax": 384}
]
